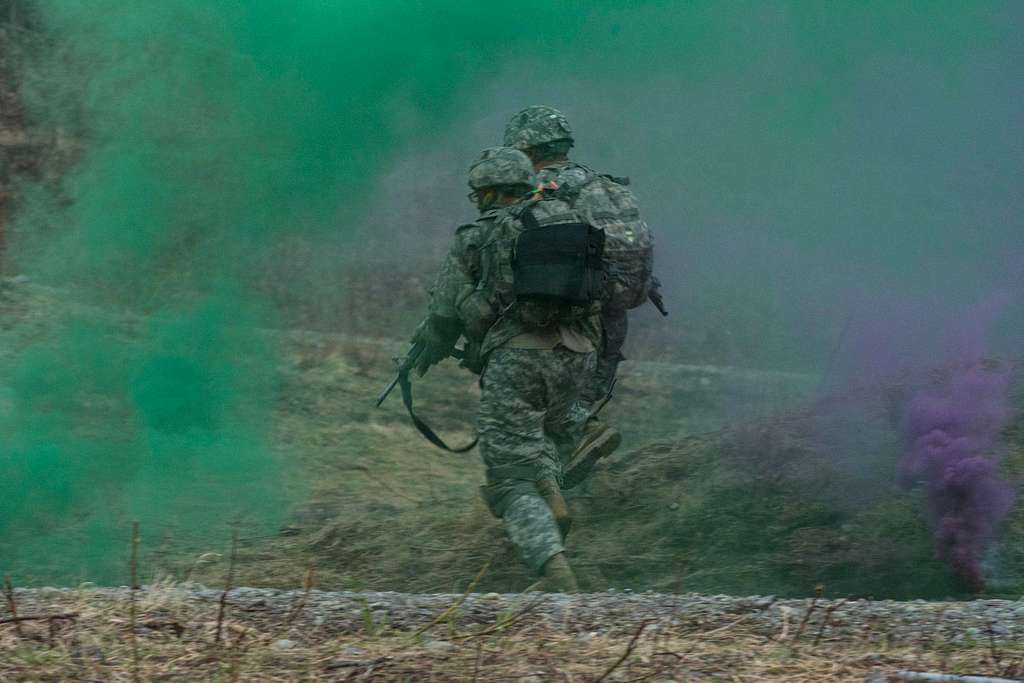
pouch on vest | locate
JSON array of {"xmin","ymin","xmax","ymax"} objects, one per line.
[{"xmin": 512, "ymin": 206, "xmax": 605, "ymax": 306}]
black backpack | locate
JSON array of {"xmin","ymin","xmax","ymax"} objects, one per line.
[
  {"xmin": 513, "ymin": 204, "xmax": 605, "ymax": 304},
  {"xmin": 507, "ymin": 200, "xmax": 605, "ymax": 327}
]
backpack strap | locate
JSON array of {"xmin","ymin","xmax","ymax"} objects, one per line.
[{"xmin": 520, "ymin": 203, "xmax": 541, "ymax": 231}]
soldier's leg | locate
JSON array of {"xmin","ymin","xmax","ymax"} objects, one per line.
[
  {"xmin": 535, "ymin": 478, "xmax": 572, "ymax": 538},
  {"xmin": 555, "ymin": 347, "xmax": 622, "ymax": 489},
  {"xmin": 477, "ymin": 349, "xmax": 572, "ymax": 579},
  {"xmin": 502, "ymin": 493, "xmax": 567, "ymax": 576},
  {"xmin": 581, "ymin": 307, "xmax": 629, "ymax": 408},
  {"xmin": 545, "ymin": 348, "xmax": 595, "ymax": 464}
]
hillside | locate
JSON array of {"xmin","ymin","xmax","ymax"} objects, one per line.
[{"xmin": 1, "ymin": 279, "xmax": 1022, "ymax": 599}]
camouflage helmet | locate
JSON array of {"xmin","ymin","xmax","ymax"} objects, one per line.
[
  {"xmin": 503, "ymin": 105, "xmax": 574, "ymax": 150},
  {"xmin": 467, "ymin": 146, "xmax": 535, "ymax": 190}
]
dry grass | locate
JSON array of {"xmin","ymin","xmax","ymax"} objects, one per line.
[{"xmin": 0, "ymin": 586, "xmax": 1016, "ymax": 682}]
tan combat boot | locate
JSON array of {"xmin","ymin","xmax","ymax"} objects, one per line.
[
  {"xmin": 539, "ymin": 552, "xmax": 579, "ymax": 593},
  {"xmin": 562, "ymin": 419, "xmax": 622, "ymax": 489},
  {"xmin": 536, "ymin": 478, "xmax": 572, "ymax": 539}
]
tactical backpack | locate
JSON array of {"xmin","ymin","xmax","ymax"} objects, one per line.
[
  {"xmin": 545, "ymin": 163, "xmax": 654, "ymax": 312},
  {"xmin": 514, "ymin": 203, "xmax": 605, "ymax": 304},
  {"xmin": 498, "ymin": 197, "xmax": 605, "ymax": 328}
]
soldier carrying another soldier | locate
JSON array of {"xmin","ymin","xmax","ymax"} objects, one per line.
[
  {"xmin": 392, "ymin": 109, "xmax": 660, "ymax": 589},
  {"xmin": 503, "ymin": 105, "xmax": 663, "ymax": 489},
  {"xmin": 410, "ymin": 146, "xmax": 604, "ymax": 591}
]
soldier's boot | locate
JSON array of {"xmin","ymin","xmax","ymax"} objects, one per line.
[
  {"xmin": 562, "ymin": 419, "xmax": 622, "ymax": 489},
  {"xmin": 502, "ymin": 494, "xmax": 568, "ymax": 592},
  {"xmin": 536, "ymin": 478, "xmax": 572, "ymax": 540},
  {"xmin": 526, "ymin": 552, "xmax": 579, "ymax": 593}
]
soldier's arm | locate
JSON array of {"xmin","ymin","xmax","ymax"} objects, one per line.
[
  {"xmin": 428, "ymin": 223, "xmax": 480, "ymax": 320},
  {"xmin": 413, "ymin": 225, "xmax": 481, "ymax": 376}
]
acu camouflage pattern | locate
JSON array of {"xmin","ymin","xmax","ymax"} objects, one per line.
[
  {"xmin": 467, "ymin": 146, "xmax": 535, "ymax": 190},
  {"xmin": 536, "ymin": 161, "xmax": 655, "ymax": 406},
  {"xmin": 478, "ymin": 347, "xmax": 593, "ymax": 500},
  {"xmin": 502, "ymin": 493, "xmax": 565, "ymax": 574},
  {"xmin": 537, "ymin": 161, "xmax": 654, "ymax": 312},
  {"xmin": 428, "ymin": 200, "xmax": 602, "ymax": 358},
  {"xmin": 503, "ymin": 105, "xmax": 574, "ymax": 150},
  {"xmin": 489, "ymin": 196, "xmax": 604, "ymax": 338},
  {"xmin": 426, "ymin": 210, "xmax": 495, "ymax": 323},
  {"xmin": 426, "ymin": 150, "xmax": 602, "ymax": 579}
]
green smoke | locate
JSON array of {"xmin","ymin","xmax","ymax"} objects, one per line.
[
  {"xmin": 0, "ymin": 1, "xmax": 511, "ymax": 583},
  {"xmin": 2, "ymin": 1, "xmax": 1020, "ymax": 587},
  {"xmin": 0, "ymin": 0, "xmax": 638, "ymax": 584}
]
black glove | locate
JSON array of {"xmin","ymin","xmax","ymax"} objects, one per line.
[{"xmin": 410, "ymin": 315, "xmax": 462, "ymax": 377}]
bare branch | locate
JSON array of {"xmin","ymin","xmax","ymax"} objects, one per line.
[
  {"xmin": 215, "ymin": 527, "xmax": 239, "ymax": 645},
  {"xmin": 411, "ymin": 557, "xmax": 492, "ymax": 639},
  {"xmin": 129, "ymin": 521, "xmax": 140, "ymax": 683},
  {"xmin": 3, "ymin": 574, "xmax": 23, "ymax": 637},
  {"xmin": 595, "ymin": 620, "xmax": 651, "ymax": 683}
]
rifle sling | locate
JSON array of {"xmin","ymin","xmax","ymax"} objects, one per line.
[{"xmin": 397, "ymin": 369, "xmax": 478, "ymax": 453}]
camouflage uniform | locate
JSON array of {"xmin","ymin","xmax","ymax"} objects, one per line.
[
  {"xmin": 535, "ymin": 161, "xmax": 649, "ymax": 406},
  {"xmin": 479, "ymin": 347, "xmax": 593, "ymax": 571},
  {"xmin": 504, "ymin": 106, "xmax": 656, "ymax": 410},
  {"xmin": 426, "ymin": 147, "xmax": 598, "ymax": 576}
]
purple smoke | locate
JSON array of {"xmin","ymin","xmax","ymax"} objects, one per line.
[{"xmin": 900, "ymin": 362, "xmax": 1014, "ymax": 590}]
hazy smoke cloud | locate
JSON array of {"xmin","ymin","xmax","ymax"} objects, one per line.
[
  {"xmin": 4, "ymin": 1, "xmax": 1022, "ymax": 587},
  {"xmin": 900, "ymin": 362, "xmax": 1014, "ymax": 589}
]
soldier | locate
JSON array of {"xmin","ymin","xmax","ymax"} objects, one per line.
[
  {"xmin": 411, "ymin": 146, "xmax": 603, "ymax": 592},
  {"xmin": 503, "ymin": 105, "xmax": 660, "ymax": 489}
]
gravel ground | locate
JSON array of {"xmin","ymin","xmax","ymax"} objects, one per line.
[
  {"xmin": 4, "ymin": 585, "xmax": 1024, "ymax": 681},
  {"xmin": 14, "ymin": 585, "xmax": 1024, "ymax": 645}
]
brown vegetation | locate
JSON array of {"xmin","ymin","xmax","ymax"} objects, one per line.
[{"xmin": 1, "ymin": 584, "xmax": 1019, "ymax": 682}]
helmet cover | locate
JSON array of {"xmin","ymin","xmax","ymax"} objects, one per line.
[
  {"xmin": 467, "ymin": 146, "xmax": 535, "ymax": 189},
  {"xmin": 502, "ymin": 105, "xmax": 574, "ymax": 150}
]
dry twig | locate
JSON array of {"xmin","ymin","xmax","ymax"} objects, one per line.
[
  {"xmin": 284, "ymin": 562, "xmax": 316, "ymax": 627},
  {"xmin": 215, "ymin": 527, "xmax": 239, "ymax": 645},
  {"xmin": 694, "ymin": 613, "xmax": 754, "ymax": 638},
  {"xmin": 226, "ymin": 627, "xmax": 249, "ymax": 683},
  {"xmin": 794, "ymin": 595, "xmax": 820, "ymax": 641},
  {"xmin": 453, "ymin": 594, "xmax": 549, "ymax": 641},
  {"xmin": 129, "ymin": 521, "xmax": 140, "ymax": 683},
  {"xmin": 986, "ymin": 621, "xmax": 1002, "ymax": 668},
  {"xmin": 472, "ymin": 640, "xmax": 484, "ymax": 682},
  {"xmin": 814, "ymin": 598, "xmax": 847, "ymax": 646},
  {"xmin": 324, "ymin": 656, "xmax": 389, "ymax": 671},
  {"xmin": 594, "ymin": 620, "xmax": 651, "ymax": 683},
  {"xmin": 411, "ymin": 557, "xmax": 492, "ymax": 639},
  {"xmin": 3, "ymin": 574, "xmax": 23, "ymax": 637},
  {"xmin": 338, "ymin": 464, "xmax": 422, "ymax": 504}
]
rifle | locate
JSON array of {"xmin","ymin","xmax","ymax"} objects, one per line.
[
  {"xmin": 374, "ymin": 340, "xmax": 476, "ymax": 453},
  {"xmin": 375, "ymin": 340, "xmax": 425, "ymax": 408}
]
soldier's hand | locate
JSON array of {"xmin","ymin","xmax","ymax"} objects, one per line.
[{"xmin": 410, "ymin": 315, "xmax": 462, "ymax": 377}]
